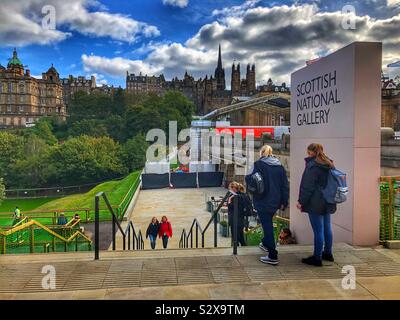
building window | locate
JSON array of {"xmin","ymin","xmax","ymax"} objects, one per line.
[
  {"xmin": 19, "ymin": 84, "xmax": 25, "ymax": 94},
  {"xmin": 8, "ymin": 83, "xmax": 13, "ymax": 93},
  {"xmin": 7, "ymin": 105, "xmax": 11, "ymax": 112},
  {"xmin": 41, "ymin": 108, "xmax": 45, "ymax": 114},
  {"xmin": 7, "ymin": 95, "xmax": 12, "ymax": 103},
  {"xmin": 19, "ymin": 106, "xmax": 24, "ymax": 113}
]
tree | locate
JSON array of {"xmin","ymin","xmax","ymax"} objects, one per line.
[
  {"xmin": 122, "ymin": 134, "xmax": 148, "ymax": 172},
  {"xmin": 163, "ymin": 91, "xmax": 194, "ymax": 130},
  {"xmin": 31, "ymin": 119, "xmax": 58, "ymax": 145},
  {"xmin": 9, "ymin": 134, "xmax": 54, "ymax": 188},
  {"xmin": 50, "ymin": 136, "xmax": 127, "ymax": 185},
  {"xmin": 125, "ymin": 105, "xmax": 164, "ymax": 134},
  {"xmin": 104, "ymin": 115, "xmax": 128, "ymax": 143},
  {"xmin": 0, "ymin": 132, "xmax": 24, "ymax": 186},
  {"xmin": 0, "ymin": 178, "xmax": 5, "ymax": 207},
  {"xmin": 68, "ymin": 119, "xmax": 108, "ymax": 138}
]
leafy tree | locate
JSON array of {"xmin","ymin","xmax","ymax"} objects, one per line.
[
  {"xmin": 125, "ymin": 105, "xmax": 164, "ymax": 134},
  {"xmin": 104, "ymin": 115, "xmax": 128, "ymax": 142},
  {"xmin": 122, "ymin": 134, "xmax": 148, "ymax": 172},
  {"xmin": 163, "ymin": 90, "xmax": 194, "ymax": 130},
  {"xmin": 0, "ymin": 132, "xmax": 24, "ymax": 186},
  {"xmin": 50, "ymin": 136, "xmax": 127, "ymax": 185},
  {"xmin": 68, "ymin": 119, "xmax": 108, "ymax": 138},
  {"xmin": 31, "ymin": 119, "xmax": 58, "ymax": 145},
  {"xmin": 9, "ymin": 134, "xmax": 54, "ymax": 188},
  {"xmin": 0, "ymin": 178, "xmax": 5, "ymax": 206}
]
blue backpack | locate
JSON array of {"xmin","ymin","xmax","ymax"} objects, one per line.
[{"xmin": 321, "ymin": 169, "xmax": 349, "ymax": 204}]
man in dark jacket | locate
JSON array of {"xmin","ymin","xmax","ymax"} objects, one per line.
[{"xmin": 246, "ymin": 145, "xmax": 289, "ymax": 265}]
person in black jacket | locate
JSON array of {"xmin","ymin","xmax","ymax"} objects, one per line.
[
  {"xmin": 146, "ymin": 217, "xmax": 160, "ymax": 250},
  {"xmin": 245, "ymin": 145, "xmax": 289, "ymax": 266},
  {"xmin": 227, "ymin": 182, "xmax": 247, "ymax": 247},
  {"xmin": 297, "ymin": 143, "xmax": 337, "ymax": 267}
]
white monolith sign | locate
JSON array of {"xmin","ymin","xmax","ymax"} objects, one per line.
[{"xmin": 290, "ymin": 42, "xmax": 382, "ymax": 246}]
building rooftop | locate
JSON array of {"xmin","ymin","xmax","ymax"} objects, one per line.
[{"xmin": 7, "ymin": 48, "xmax": 23, "ymax": 68}]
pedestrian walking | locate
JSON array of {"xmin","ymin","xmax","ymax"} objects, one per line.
[
  {"xmin": 158, "ymin": 216, "xmax": 172, "ymax": 249},
  {"xmin": 146, "ymin": 217, "xmax": 160, "ymax": 249}
]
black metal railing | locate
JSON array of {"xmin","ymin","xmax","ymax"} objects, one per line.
[
  {"xmin": 94, "ymin": 192, "xmax": 144, "ymax": 260},
  {"xmin": 125, "ymin": 221, "xmax": 145, "ymax": 250},
  {"xmin": 179, "ymin": 191, "xmax": 232, "ymax": 250}
]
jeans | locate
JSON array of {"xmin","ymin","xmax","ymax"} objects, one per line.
[
  {"xmin": 308, "ymin": 213, "xmax": 333, "ymax": 259},
  {"xmin": 162, "ymin": 235, "xmax": 169, "ymax": 249},
  {"xmin": 148, "ymin": 235, "xmax": 156, "ymax": 250},
  {"xmin": 257, "ymin": 209, "xmax": 278, "ymax": 259}
]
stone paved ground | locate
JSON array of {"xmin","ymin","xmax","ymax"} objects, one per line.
[{"xmin": 0, "ymin": 244, "xmax": 399, "ymax": 300}]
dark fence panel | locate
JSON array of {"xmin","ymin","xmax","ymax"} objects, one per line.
[
  {"xmin": 198, "ymin": 172, "xmax": 224, "ymax": 188},
  {"xmin": 141, "ymin": 174, "xmax": 170, "ymax": 190},
  {"xmin": 170, "ymin": 173, "xmax": 197, "ymax": 188}
]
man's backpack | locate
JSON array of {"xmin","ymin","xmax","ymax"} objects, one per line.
[
  {"xmin": 246, "ymin": 162, "xmax": 264, "ymax": 196},
  {"xmin": 321, "ymin": 168, "xmax": 349, "ymax": 204}
]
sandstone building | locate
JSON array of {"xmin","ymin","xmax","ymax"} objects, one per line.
[
  {"xmin": 126, "ymin": 45, "xmax": 256, "ymax": 115},
  {"xmin": 0, "ymin": 49, "xmax": 66, "ymax": 128}
]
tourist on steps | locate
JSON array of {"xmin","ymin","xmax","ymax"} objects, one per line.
[
  {"xmin": 158, "ymin": 216, "xmax": 173, "ymax": 249},
  {"xmin": 227, "ymin": 182, "xmax": 247, "ymax": 247},
  {"xmin": 246, "ymin": 145, "xmax": 289, "ymax": 266},
  {"xmin": 146, "ymin": 217, "xmax": 160, "ymax": 250},
  {"xmin": 297, "ymin": 143, "xmax": 337, "ymax": 267}
]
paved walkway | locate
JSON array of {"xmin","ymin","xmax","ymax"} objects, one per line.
[
  {"xmin": 120, "ymin": 188, "xmax": 231, "ymax": 249},
  {"xmin": 1, "ymin": 244, "xmax": 399, "ymax": 300}
]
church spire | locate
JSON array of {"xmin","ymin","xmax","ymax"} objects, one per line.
[
  {"xmin": 214, "ymin": 44, "xmax": 226, "ymax": 91},
  {"xmin": 217, "ymin": 44, "xmax": 222, "ymax": 70}
]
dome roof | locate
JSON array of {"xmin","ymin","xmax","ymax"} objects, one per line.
[
  {"xmin": 47, "ymin": 64, "xmax": 58, "ymax": 74},
  {"xmin": 7, "ymin": 48, "xmax": 23, "ymax": 68}
]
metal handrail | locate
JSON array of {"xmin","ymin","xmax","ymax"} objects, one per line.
[
  {"xmin": 125, "ymin": 221, "xmax": 144, "ymax": 250},
  {"xmin": 95, "ymin": 192, "xmax": 144, "ymax": 260},
  {"xmin": 179, "ymin": 191, "xmax": 231, "ymax": 249}
]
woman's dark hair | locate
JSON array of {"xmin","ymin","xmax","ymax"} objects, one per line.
[{"xmin": 307, "ymin": 143, "xmax": 334, "ymax": 168}]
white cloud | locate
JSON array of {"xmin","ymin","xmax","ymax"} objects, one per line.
[
  {"xmin": 82, "ymin": 54, "xmax": 162, "ymax": 78},
  {"xmin": 82, "ymin": 3, "xmax": 400, "ymax": 86},
  {"xmin": 0, "ymin": 0, "xmax": 160, "ymax": 46},
  {"xmin": 162, "ymin": 0, "xmax": 189, "ymax": 8},
  {"xmin": 388, "ymin": 0, "xmax": 400, "ymax": 7}
]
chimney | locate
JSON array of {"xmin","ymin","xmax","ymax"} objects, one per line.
[{"xmin": 25, "ymin": 69, "xmax": 30, "ymax": 77}]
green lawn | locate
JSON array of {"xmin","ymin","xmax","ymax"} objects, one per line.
[
  {"xmin": 37, "ymin": 171, "xmax": 140, "ymax": 211},
  {"xmin": 0, "ymin": 171, "xmax": 141, "ymax": 226},
  {"xmin": 0, "ymin": 198, "xmax": 57, "ymax": 213}
]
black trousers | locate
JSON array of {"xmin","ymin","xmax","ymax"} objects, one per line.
[
  {"xmin": 230, "ymin": 225, "xmax": 247, "ymax": 246},
  {"xmin": 162, "ymin": 235, "xmax": 169, "ymax": 249}
]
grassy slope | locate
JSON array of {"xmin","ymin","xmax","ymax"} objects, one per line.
[
  {"xmin": 37, "ymin": 171, "xmax": 140, "ymax": 211},
  {"xmin": 0, "ymin": 198, "xmax": 56, "ymax": 213},
  {"xmin": 0, "ymin": 171, "xmax": 140, "ymax": 226}
]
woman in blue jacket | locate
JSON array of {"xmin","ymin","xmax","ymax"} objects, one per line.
[
  {"xmin": 297, "ymin": 143, "xmax": 337, "ymax": 267},
  {"xmin": 246, "ymin": 145, "xmax": 289, "ymax": 266}
]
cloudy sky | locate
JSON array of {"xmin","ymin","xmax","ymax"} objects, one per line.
[{"xmin": 0, "ymin": 0, "xmax": 399, "ymax": 87}]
